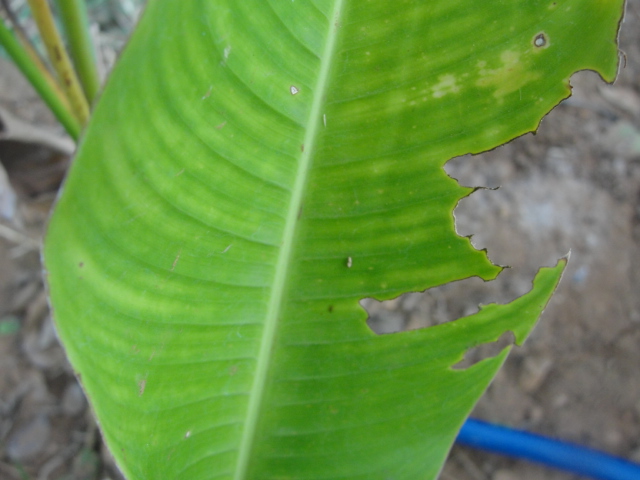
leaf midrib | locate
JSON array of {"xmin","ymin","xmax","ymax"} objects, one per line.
[{"xmin": 232, "ymin": 2, "xmax": 345, "ymax": 478}]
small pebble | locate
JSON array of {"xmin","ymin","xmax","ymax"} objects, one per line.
[
  {"xmin": 7, "ymin": 415, "xmax": 51, "ymax": 461},
  {"xmin": 367, "ymin": 311, "xmax": 405, "ymax": 334},
  {"xmin": 381, "ymin": 297, "xmax": 400, "ymax": 311},
  {"xmin": 603, "ymin": 429, "xmax": 623, "ymax": 449},
  {"xmin": 553, "ymin": 393, "xmax": 569, "ymax": 409},
  {"xmin": 400, "ymin": 292, "xmax": 422, "ymax": 311},
  {"xmin": 62, "ymin": 382, "xmax": 86, "ymax": 416},
  {"xmin": 519, "ymin": 357, "xmax": 553, "ymax": 393},
  {"xmin": 492, "ymin": 469, "xmax": 517, "ymax": 480},
  {"xmin": 527, "ymin": 405, "xmax": 544, "ymax": 424}
]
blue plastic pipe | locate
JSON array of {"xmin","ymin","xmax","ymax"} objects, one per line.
[{"xmin": 457, "ymin": 418, "xmax": 640, "ymax": 480}]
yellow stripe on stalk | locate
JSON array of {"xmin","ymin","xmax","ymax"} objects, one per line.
[{"xmin": 27, "ymin": 0, "xmax": 89, "ymax": 126}]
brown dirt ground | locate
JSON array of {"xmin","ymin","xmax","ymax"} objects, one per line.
[{"xmin": 1, "ymin": 3, "xmax": 640, "ymax": 479}]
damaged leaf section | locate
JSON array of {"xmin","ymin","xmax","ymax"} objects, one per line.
[
  {"xmin": 362, "ymin": 275, "xmax": 496, "ymax": 334},
  {"xmin": 453, "ymin": 331, "xmax": 516, "ymax": 370}
]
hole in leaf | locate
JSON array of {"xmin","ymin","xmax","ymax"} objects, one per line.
[
  {"xmin": 452, "ymin": 330, "xmax": 515, "ymax": 370},
  {"xmin": 533, "ymin": 32, "xmax": 548, "ymax": 48},
  {"xmin": 362, "ymin": 276, "xmax": 504, "ymax": 335}
]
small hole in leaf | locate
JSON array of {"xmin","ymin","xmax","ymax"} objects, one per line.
[
  {"xmin": 452, "ymin": 330, "xmax": 515, "ymax": 370},
  {"xmin": 533, "ymin": 33, "xmax": 547, "ymax": 48},
  {"xmin": 362, "ymin": 297, "xmax": 407, "ymax": 334}
]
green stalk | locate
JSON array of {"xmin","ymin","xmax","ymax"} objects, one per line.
[
  {"xmin": 1, "ymin": 0, "xmax": 59, "ymax": 85},
  {"xmin": 0, "ymin": 17, "xmax": 80, "ymax": 139},
  {"xmin": 0, "ymin": 0, "xmax": 73, "ymax": 110},
  {"xmin": 27, "ymin": 0, "xmax": 90, "ymax": 126},
  {"xmin": 55, "ymin": 0, "xmax": 100, "ymax": 102}
]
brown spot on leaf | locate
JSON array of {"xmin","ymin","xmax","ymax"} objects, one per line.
[
  {"xmin": 138, "ymin": 378, "xmax": 146, "ymax": 396},
  {"xmin": 171, "ymin": 250, "xmax": 181, "ymax": 272}
]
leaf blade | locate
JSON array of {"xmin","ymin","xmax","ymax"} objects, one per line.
[{"xmin": 44, "ymin": 1, "xmax": 623, "ymax": 478}]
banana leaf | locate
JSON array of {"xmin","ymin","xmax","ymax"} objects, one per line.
[{"xmin": 44, "ymin": 1, "xmax": 623, "ymax": 478}]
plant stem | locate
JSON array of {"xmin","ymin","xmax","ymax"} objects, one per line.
[
  {"xmin": 55, "ymin": 0, "xmax": 100, "ymax": 102},
  {"xmin": 0, "ymin": 17, "xmax": 80, "ymax": 139},
  {"xmin": 1, "ymin": 0, "xmax": 54, "ymax": 77},
  {"xmin": 27, "ymin": 0, "xmax": 89, "ymax": 126},
  {"xmin": 0, "ymin": 0, "xmax": 70, "ymax": 110}
]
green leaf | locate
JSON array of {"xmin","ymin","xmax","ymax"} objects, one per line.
[{"xmin": 44, "ymin": 1, "xmax": 623, "ymax": 478}]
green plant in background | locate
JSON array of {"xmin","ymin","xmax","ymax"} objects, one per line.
[
  {"xmin": 0, "ymin": 0, "xmax": 144, "ymax": 137},
  {"xmin": 1, "ymin": 1, "xmax": 625, "ymax": 479},
  {"xmin": 0, "ymin": 2, "xmax": 79, "ymax": 136}
]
